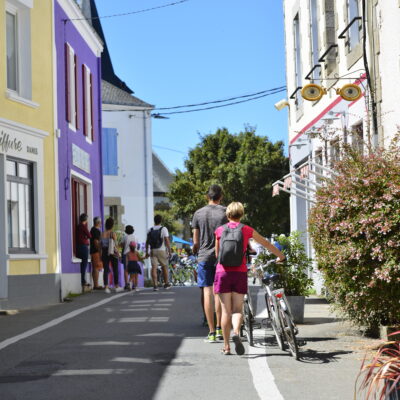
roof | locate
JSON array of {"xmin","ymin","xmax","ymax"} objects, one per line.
[
  {"xmin": 102, "ymin": 80, "xmax": 154, "ymax": 108},
  {"xmin": 153, "ymin": 152, "xmax": 174, "ymax": 193},
  {"xmin": 87, "ymin": 0, "xmax": 134, "ymax": 94}
]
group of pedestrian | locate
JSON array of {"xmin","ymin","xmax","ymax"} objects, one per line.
[
  {"xmin": 75, "ymin": 215, "xmax": 144, "ymax": 293},
  {"xmin": 192, "ymin": 184, "xmax": 285, "ymax": 356}
]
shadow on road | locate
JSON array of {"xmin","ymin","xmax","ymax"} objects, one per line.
[{"xmin": 299, "ymin": 349, "xmax": 353, "ymax": 364}]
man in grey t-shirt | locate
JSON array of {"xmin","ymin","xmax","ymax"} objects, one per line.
[{"xmin": 192, "ymin": 184, "xmax": 228, "ymax": 342}]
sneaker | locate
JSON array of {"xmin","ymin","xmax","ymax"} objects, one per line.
[
  {"xmin": 104, "ymin": 287, "xmax": 111, "ymax": 294},
  {"xmin": 153, "ymin": 287, "xmax": 159, "ymax": 291},
  {"xmin": 216, "ymin": 328, "xmax": 223, "ymax": 340},
  {"xmin": 205, "ymin": 332, "xmax": 216, "ymax": 343},
  {"xmin": 115, "ymin": 287, "xmax": 123, "ymax": 293},
  {"xmin": 124, "ymin": 284, "xmax": 131, "ymax": 291},
  {"xmin": 163, "ymin": 283, "xmax": 172, "ymax": 290},
  {"xmin": 232, "ymin": 335, "xmax": 245, "ymax": 355}
]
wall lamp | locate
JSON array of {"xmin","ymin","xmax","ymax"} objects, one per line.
[{"xmin": 274, "ymin": 99, "xmax": 289, "ymax": 111}]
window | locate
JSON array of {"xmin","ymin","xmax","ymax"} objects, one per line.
[
  {"xmin": 5, "ymin": 1, "xmax": 32, "ymax": 100},
  {"xmin": 347, "ymin": 0, "xmax": 361, "ymax": 51},
  {"xmin": 104, "ymin": 205, "xmax": 118, "ymax": 222},
  {"xmin": 82, "ymin": 64, "xmax": 94, "ymax": 141},
  {"xmin": 330, "ymin": 140, "xmax": 340, "ymax": 167},
  {"xmin": 71, "ymin": 177, "xmax": 88, "ymax": 256},
  {"xmin": 65, "ymin": 43, "xmax": 79, "ymax": 130},
  {"xmin": 102, "ymin": 128, "xmax": 118, "ymax": 175},
  {"xmin": 323, "ymin": 0, "xmax": 337, "ymax": 76},
  {"xmin": 6, "ymin": 10, "xmax": 18, "ymax": 91},
  {"xmin": 309, "ymin": 0, "xmax": 320, "ymax": 83},
  {"xmin": 6, "ymin": 158, "xmax": 34, "ymax": 253},
  {"xmin": 352, "ymin": 122, "xmax": 364, "ymax": 154},
  {"xmin": 293, "ymin": 14, "xmax": 303, "ymax": 109}
]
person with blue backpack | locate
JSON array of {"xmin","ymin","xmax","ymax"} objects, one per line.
[{"xmin": 214, "ymin": 202, "xmax": 285, "ymax": 355}]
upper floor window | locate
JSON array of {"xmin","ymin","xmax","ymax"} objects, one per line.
[
  {"xmin": 323, "ymin": 0, "xmax": 337, "ymax": 76},
  {"xmin": 293, "ymin": 14, "xmax": 303, "ymax": 109},
  {"xmin": 5, "ymin": 1, "xmax": 32, "ymax": 100},
  {"xmin": 82, "ymin": 64, "xmax": 94, "ymax": 141},
  {"xmin": 102, "ymin": 128, "xmax": 118, "ymax": 176},
  {"xmin": 65, "ymin": 43, "xmax": 79, "ymax": 130},
  {"xmin": 309, "ymin": 0, "xmax": 320, "ymax": 83},
  {"xmin": 347, "ymin": 0, "xmax": 361, "ymax": 51}
]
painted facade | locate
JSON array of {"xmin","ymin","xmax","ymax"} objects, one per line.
[
  {"xmin": 278, "ymin": 0, "xmax": 400, "ymax": 292},
  {"xmin": 0, "ymin": 0, "xmax": 59, "ymax": 308},
  {"xmin": 54, "ymin": 0, "xmax": 103, "ymax": 297}
]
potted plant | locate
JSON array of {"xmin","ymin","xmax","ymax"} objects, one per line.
[
  {"xmin": 357, "ymin": 331, "xmax": 400, "ymax": 400},
  {"xmin": 255, "ymin": 231, "xmax": 313, "ymax": 323}
]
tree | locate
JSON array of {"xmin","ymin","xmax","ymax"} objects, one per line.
[{"xmin": 168, "ymin": 127, "xmax": 290, "ymax": 236}]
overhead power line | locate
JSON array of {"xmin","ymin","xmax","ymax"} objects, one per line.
[
  {"xmin": 68, "ymin": 0, "xmax": 190, "ymax": 21},
  {"xmin": 153, "ymin": 88, "xmax": 286, "ymax": 116},
  {"xmin": 153, "ymin": 86, "xmax": 286, "ymax": 111}
]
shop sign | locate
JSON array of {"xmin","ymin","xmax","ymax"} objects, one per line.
[
  {"xmin": 0, "ymin": 129, "xmax": 39, "ymax": 156},
  {"xmin": 72, "ymin": 144, "xmax": 90, "ymax": 173}
]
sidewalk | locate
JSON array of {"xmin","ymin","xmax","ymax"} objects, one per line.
[{"xmin": 260, "ymin": 294, "xmax": 380, "ymax": 400}]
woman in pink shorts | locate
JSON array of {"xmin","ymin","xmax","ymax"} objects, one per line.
[{"xmin": 214, "ymin": 202, "xmax": 285, "ymax": 355}]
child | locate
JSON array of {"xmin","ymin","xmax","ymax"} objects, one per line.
[{"xmin": 126, "ymin": 242, "xmax": 144, "ymax": 291}]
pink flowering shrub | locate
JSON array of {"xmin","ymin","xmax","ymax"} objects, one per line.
[{"xmin": 309, "ymin": 144, "xmax": 400, "ymax": 329}]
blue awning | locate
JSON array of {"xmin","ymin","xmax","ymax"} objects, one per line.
[{"xmin": 172, "ymin": 235, "xmax": 192, "ymax": 245}]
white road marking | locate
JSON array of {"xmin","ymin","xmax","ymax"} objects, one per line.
[
  {"xmin": 111, "ymin": 357, "xmax": 152, "ymax": 364},
  {"xmin": 82, "ymin": 341, "xmax": 144, "ymax": 346},
  {"xmin": 247, "ymin": 332, "xmax": 285, "ymax": 400},
  {"xmin": 53, "ymin": 369, "xmax": 135, "ymax": 376},
  {"xmin": 0, "ymin": 292, "xmax": 129, "ymax": 352},
  {"xmin": 118, "ymin": 317, "xmax": 148, "ymax": 323}
]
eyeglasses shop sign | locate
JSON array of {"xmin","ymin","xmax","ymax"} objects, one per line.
[{"xmin": 0, "ymin": 130, "xmax": 38, "ymax": 155}]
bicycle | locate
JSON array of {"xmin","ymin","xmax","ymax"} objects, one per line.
[
  {"xmin": 259, "ymin": 259, "xmax": 300, "ymax": 360},
  {"xmin": 240, "ymin": 265, "xmax": 258, "ymax": 346}
]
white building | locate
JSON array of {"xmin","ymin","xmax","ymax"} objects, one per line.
[
  {"xmin": 276, "ymin": 0, "xmax": 400, "ymax": 292},
  {"xmin": 102, "ymin": 80, "xmax": 154, "ymax": 244}
]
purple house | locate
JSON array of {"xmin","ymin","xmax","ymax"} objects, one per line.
[{"xmin": 54, "ymin": 0, "xmax": 103, "ymax": 296}]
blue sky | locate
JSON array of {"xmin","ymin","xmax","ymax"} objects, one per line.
[{"xmin": 95, "ymin": 0, "xmax": 288, "ymax": 172}]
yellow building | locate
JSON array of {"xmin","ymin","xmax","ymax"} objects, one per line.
[{"xmin": 0, "ymin": 0, "xmax": 59, "ymax": 308}]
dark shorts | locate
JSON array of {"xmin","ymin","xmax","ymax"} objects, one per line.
[
  {"xmin": 127, "ymin": 261, "xmax": 141, "ymax": 274},
  {"xmin": 197, "ymin": 261, "xmax": 216, "ymax": 288},
  {"xmin": 214, "ymin": 271, "xmax": 248, "ymax": 294}
]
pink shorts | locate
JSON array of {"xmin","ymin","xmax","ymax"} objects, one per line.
[{"xmin": 214, "ymin": 271, "xmax": 248, "ymax": 294}]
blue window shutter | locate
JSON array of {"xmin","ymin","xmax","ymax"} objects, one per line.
[
  {"xmin": 109, "ymin": 128, "xmax": 118, "ymax": 175},
  {"xmin": 102, "ymin": 128, "xmax": 118, "ymax": 176}
]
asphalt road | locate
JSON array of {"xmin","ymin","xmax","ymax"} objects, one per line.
[{"xmin": 0, "ymin": 286, "xmax": 373, "ymax": 400}]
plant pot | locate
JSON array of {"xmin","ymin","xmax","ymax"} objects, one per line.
[
  {"xmin": 380, "ymin": 325, "xmax": 400, "ymax": 341},
  {"xmin": 286, "ymin": 296, "xmax": 305, "ymax": 324}
]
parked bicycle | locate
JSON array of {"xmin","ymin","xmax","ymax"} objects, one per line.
[{"xmin": 259, "ymin": 259, "xmax": 299, "ymax": 359}]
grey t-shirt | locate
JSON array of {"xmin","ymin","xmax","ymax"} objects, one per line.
[{"xmin": 192, "ymin": 204, "xmax": 228, "ymax": 264}]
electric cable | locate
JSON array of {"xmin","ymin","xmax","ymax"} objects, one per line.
[
  {"xmin": 153, "ymin": 86, "xmax": 286, "ymax": 110},
  {"xmin": 68, "ymin": 0, "xmax": 190, "ymax": 21},
  {"xmin": 153, "ymin": 88, "xmax": 286, "ymax": 116}
]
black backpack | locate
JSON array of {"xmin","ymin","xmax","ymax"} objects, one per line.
[
  {"xmin": 218, "ymin": 223, "xmax": 245, "ymax": 267},
  {"xmin": 147, "ymin": 227, "xmax": 164, "ymax": 249}
]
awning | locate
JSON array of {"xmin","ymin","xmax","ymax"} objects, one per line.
[{"xmin": 172, "ymin": 235, "xmax": 192, "ymax": 245}]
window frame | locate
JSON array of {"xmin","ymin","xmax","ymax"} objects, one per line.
[
  {"xmin": 6, "ymin": 156, "xmax": 35, "ymax": 254},
  {"xmin": 65, "ymin": 42, "xmax": 79, "ymax": 131},
  {"xmin": 82, "ymin": 64, "xmax": 94, "ymax": 142},
  {"xmin": 309, "ymin": 0, "xmax": 321, "ymax": 84},
  {"xmin": 293, "ymin": 13, "xmax": 303, "ymax": 111}
]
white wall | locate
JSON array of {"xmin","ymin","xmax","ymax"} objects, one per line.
[
  {"xmin": 102, "ymin": 109, "xmax": 154, "ymax": 244},
  {"xmin": 376, "ymin": 2, "xmax": 400, "ymax": 145}
]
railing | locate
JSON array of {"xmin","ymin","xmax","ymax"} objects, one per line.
[{"xmin": 272, "ymin": 160, "xmax": 337, "ymax": 204}]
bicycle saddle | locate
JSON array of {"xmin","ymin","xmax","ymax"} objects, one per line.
[{"xmin": 262, "ymin": 273, "xmax": 280, "ymax": 285}]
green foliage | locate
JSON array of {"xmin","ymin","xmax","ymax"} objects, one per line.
[
  {"xmin": 168, "ymin": 127, "xmax": 290, "ymax": 236},
  {"xmin": 309, "ymin": 144, "xmax": 400, "ymax": 329},
  {"xmin": 256, "ymin": 231, "xmax": 313, "ymax": 296},
  {"xmin": 154, "ymin": 209, "xmax": 183, "ymax": 237}
]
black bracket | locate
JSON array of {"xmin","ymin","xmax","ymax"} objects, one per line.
[
  {"xmin": 338, "ymin": 16, "xmax": 362, "ymax": 39},
  {"xmin": 305, "ymin": 64, "xmax": 322, "ymax": 80},
  {"xmin": 318, "ymin": 44, "xmax": 338, "ymax": 63},
  {"xmin": 289, "ymin": 87, "xmax": 303, "ymax": 100}
]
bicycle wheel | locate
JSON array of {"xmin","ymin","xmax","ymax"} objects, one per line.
[
  {"xmin": 243, "ymin": 300, "xmax": 254, "ymax": 346},
  {"xmin": 265, "ymin": 293, "xmax": 285, "ymax": 350},
  {"xmin": 279, "ymin": 308, "xmax": 299, "ymax": 360}
]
